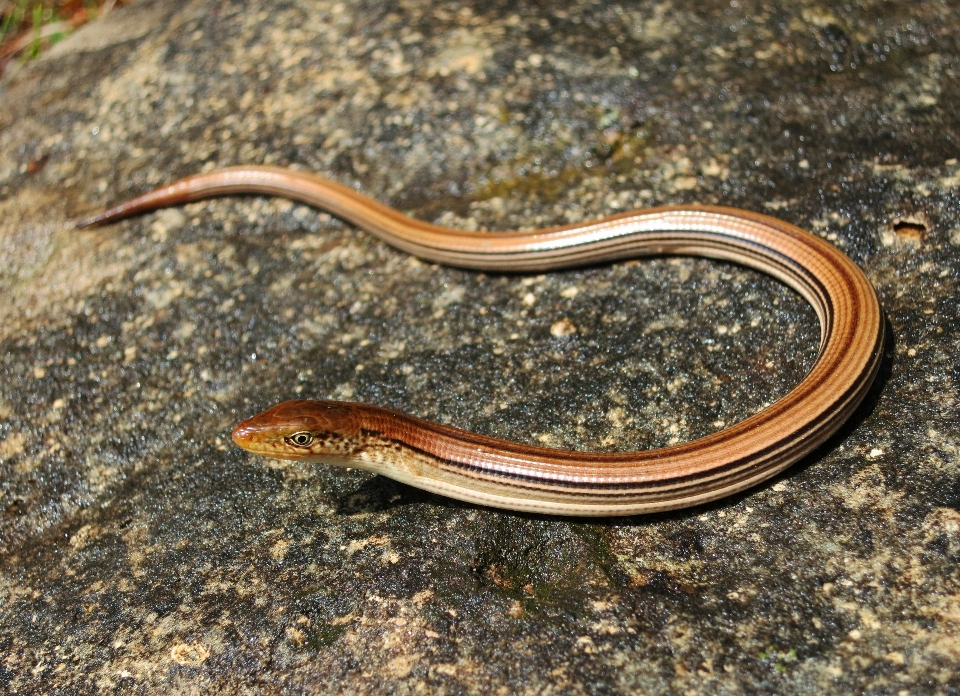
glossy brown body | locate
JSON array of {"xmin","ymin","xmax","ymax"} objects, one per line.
[{"xmin": 83, "ymin": 166, "xmax": 884, "ymax": 515}]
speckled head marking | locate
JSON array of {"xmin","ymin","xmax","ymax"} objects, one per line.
[{"xmin": 232, "ymin": 400, "xmax": 361, "ymax": 461}]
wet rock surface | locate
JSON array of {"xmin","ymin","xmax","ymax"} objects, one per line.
[{"xmin": 1, "ymin": 0, "xmax": 958, "ymax": 693}]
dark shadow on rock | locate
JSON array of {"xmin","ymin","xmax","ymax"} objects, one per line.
[{"xmin": 331, "ymin": 475, "xmax": 445, "ymax": 516}]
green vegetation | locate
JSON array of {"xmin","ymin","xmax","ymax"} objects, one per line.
[{"xmin": 0, "ymin": 0, "xmax": 132, "ymax": 70}]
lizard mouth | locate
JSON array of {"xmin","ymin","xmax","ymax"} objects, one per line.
[{"xmin": 231, "ymin": 418, "xmax": 272, "ymax": 455}]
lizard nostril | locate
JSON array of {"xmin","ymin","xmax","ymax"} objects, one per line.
[{"xmin": 232, "ymin": 423, "xmax": 256, "ymax": 447}]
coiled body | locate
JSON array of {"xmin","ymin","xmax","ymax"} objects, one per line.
[{"xmin": 81, "ymin": 166, "xmax": 884, "ymax": 516}]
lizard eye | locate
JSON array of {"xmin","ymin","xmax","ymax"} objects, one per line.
[{"xmin": 287, "ymin": 432, "xmax": 314, "ymax": 448}]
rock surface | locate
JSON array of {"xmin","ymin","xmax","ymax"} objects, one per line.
[{"xmin": 1, "ymin": 0, "xmax": 958, "ymax": 693}]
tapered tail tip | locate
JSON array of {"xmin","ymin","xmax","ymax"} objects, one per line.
[
  {"xmin": 73, "ymin": 215, "xmax": 100, "ymax": 229},
  {"xmin": 73, "ymin": 208, "xmax": 121, "ymax": 229}
]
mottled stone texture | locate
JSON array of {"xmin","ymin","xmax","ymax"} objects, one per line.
[{"xmin": 0, "ymin": 0, "xmax": 958, "ymax": 693}]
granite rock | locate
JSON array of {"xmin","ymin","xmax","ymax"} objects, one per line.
[{"xmin": 0, "ymin": 0, "xmax": 958, "ymax": 693}]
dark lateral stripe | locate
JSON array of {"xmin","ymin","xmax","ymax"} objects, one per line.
[
  {"xmin": 388, "ymin": 429, "xmax": 787, "ymax": 498},
  {"xmin": 452, "ymin": 230, "xmax": 836, "ymax": 323}
]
